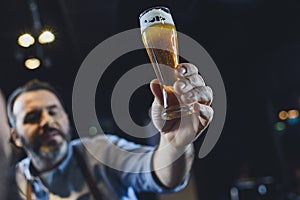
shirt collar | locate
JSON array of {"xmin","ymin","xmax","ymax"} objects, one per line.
[{"xmin": 56, "ymin": 144, "xmax": 73, "ymax": 173}]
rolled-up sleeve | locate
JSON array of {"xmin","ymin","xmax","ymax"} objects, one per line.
[{"xmin": 82, "ymin": 134, "xmax": 189, "ymax": 193}]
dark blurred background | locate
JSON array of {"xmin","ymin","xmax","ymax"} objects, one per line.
[{"xmin": 1, "ymin": 0, "xmax": 300, "ymax": 199}]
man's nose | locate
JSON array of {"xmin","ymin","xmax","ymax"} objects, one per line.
[{"xmin": 39, "ymin": 110, "xmax": 54, "ymax": 128}]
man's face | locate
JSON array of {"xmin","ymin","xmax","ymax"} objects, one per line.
[{"xmin": 12, "ymin": 89, "xmax": 70, "ymax": 161}]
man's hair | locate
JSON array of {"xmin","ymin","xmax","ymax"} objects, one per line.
[{"xmin": 7, "ymin": 79, "xmax": 65, "ymax": 128}]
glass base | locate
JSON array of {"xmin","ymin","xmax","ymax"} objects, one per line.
[{"xmin": 161, "ymin": 104, "xmax": 194, "ymax": 120}]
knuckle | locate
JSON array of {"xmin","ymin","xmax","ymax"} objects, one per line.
[
  {"xmin": 207, "ymin": 106, "xmax": 214, "ymax": 114},
  {"xmin": 206, "ymin": 86, "xmax": 213, "ymax": 95},
  {"xmin": 191, "ymin": 65, "xmax": 199, "ymax": 73},
  {"xmin": 201, "ymin": 105, "xmax": 214, "ymax": 121},
  {"xmin": 187, "ymin": 75, "xmax": 199, "ymax": 85},
  {"xmin": 202, "ymin": 86, "xmax": 213, "ymax": 99},
  {"xmin": 207, "ymin": 107, "xmax": 214, "ymax": 121}
]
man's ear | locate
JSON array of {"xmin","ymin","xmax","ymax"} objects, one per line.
[{"xmin": 11, "ymin": 129, "xmax": 22, "ymax": 147}]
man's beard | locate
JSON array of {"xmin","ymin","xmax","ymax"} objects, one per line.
[
  {"xmin": 20, "ymin": 127, "xmax": 70, "ymax": 168},
  {"xmin": 36, "ymin": 139, "xmax": 68, "ymax": 161}
]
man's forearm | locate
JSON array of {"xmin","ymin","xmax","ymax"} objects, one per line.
[{"xmin": 152, "ymin": 135, "xmax": 194, "ymax": 188}]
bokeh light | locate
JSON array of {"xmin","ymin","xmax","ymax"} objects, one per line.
[{"xmin": 18, "ymin": 33, "xmax": 35, "ymax": 47}]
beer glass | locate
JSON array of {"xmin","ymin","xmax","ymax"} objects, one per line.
[{"xmin": 139, "ymin": 6, "xmax": 194, "ymax": 120}]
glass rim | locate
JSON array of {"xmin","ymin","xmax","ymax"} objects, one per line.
[{"xmin": 139, "ymin": 6, "xmax": 170, "ymax": 19}]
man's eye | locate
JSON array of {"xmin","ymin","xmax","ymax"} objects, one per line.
[
  {"xmin": 48, "ymin": 108, "xmax": 61, "ymax": 116},
  {"xmin": 24, "ymin": 111, "xmax": 41, "ymax": 124}
]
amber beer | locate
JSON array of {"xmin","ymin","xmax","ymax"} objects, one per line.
[
  {"xmin": 140, "ymin": 7, "xmax": 194, "ymax": 120},
  {"xmin": 142, "ymin": 23, "xmax": 178, "ymax": 85}
]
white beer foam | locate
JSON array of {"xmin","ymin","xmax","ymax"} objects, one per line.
[{"xmin": 140, "ymin": 7, "xmax": 174, "ymax": 33}]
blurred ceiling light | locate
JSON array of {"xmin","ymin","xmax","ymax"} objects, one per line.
[
  {"xmin": 38, "ymin": 30, "xmax": 55, "ymax": 44},
  {"xmin": 274, "ymin": 122, "xmax": 286, "ymax": 132},
  {"xmin": 257, "ymin": 184, "xmax": 267, "ymax": 195},
  {"xmin": 287, "ymin": 118, "xmax": 299, "ymax": 125},
  {"xmin": 278, "ymin": 110, "xmax": 288, "ymax": 120},
  {"xmin": 25, "ymin": 58, "xmax": 40, "ymax": 70},
  {"xmin": 288, "ymin": 109, "xmax": 299, "ymax": 119},
  {"xmin": 89, "ymin": 126, "xmax": 98, "ymax": 136},
  {"xmin": 18, "ymin": 33, "xmax": 35, "ymax": 47}
]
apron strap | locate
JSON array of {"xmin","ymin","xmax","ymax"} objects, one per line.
[
  {"xmin": 26, "ymin": 180, "xmax": 32, "ymax": 200},
  {"xmin": 73, "ymin": 146, "xmax": 103, "ymax": 200}
]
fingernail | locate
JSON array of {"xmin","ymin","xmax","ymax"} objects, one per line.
[
  {"xmin": 178, "ymin": 82, "xmax": 185, "ymax": 89},
  {"xmin": 178, "ymin": 66, "xmax": 187, "ymax": 75}
]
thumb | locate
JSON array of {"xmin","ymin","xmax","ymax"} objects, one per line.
[{"xmin": 150, "ymin": 79, "xmax": 164, "ymax": 106}]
